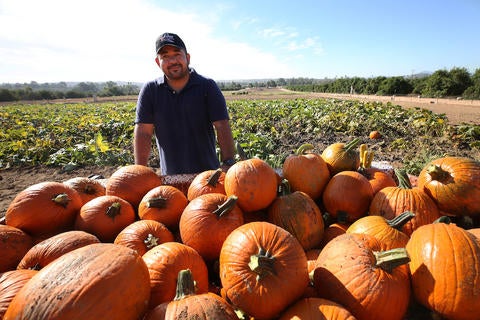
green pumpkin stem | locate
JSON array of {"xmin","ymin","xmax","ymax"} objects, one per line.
[
  {"xmin": 146, "ymin": 197, "xmax": 168, "ymax": 208},
  {"xmin": 427, "ymin": 164, "xmax": 452, "ymax": 182},
  {"xmin": 394, "ymin": 169, "xmax": 412, "ymax": 189},
  {"xmin": 374, "ymin": 247, "xmax": 410, "ymax": 273},
  {"xmin": 106, "ymin": 202, "xmax": 121, "ymax": 218},
  {"xmin": 206, "ymin": 168, "xmax": 223, "ymax": 187},
  {"xmin": 249, "ymin": 247, "xmax": 276, "ymax": 280},
  {"xmin": 174, "ymin": 269, "xmax": 196, "ymax": 301},
  {"xmin": 52, "ymin": 193, "xmax": 71, "ymax": 208},
  {"xmin": 295, "ymin": 143, "xmax": 315, "ymax": 155},
  {"xmin": 212, "ymin": 195, "xmax": 238, "ymax": 217},
  {"xmin": 277, "ymin": 179, "xmax": 292, "ymax": 196},
  {"xmin": 387, "ymin": 211, "xmax": 415, "ymax": 230},
  {"xmin": 345, "ymin": 137, "xmax": 361, "ymax": 152},
  {"xmin": 433, "ymin": 216, "xmax": 452, "ymax": 224}
]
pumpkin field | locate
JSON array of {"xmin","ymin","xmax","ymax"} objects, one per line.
[{"xmin": 1, "ymin": 97, "xmax": 480, "ymax": 319}]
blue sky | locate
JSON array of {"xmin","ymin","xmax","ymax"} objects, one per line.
[{"xmin": 0, "ymin": 0, "xmax": 479, "ymax": 83}]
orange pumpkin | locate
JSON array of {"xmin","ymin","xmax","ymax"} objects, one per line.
[
  {"xmin": 282, "ymin": 143, "xmax": 331, "ymax": 200},
  {"xmin": 114, "ymin": 220, "xmax": 174, "ymax": 256},
  {"xmin": 0, "ymin": 269, "xmax": 38, "ymax": 318},
  {"xmin": 321, "ymin": 138, "xmax": 361, "ymax": 175},
  {"xmin": 63, "ymin": 176, "xmax": 106, "ymax": 205},
  {"xmin": 278, "ymin": 297, "xmax": 356, "ymax": 320},
  {"xmin": 4, "ymin": 243, "xmax": 151, "ymax": 320},
  {"xmin": 224, "ymin": 158, "xmax": 278, "ymax": 212},
  {"xmin": 369, "ymin": 130, "xmax": 382, "ymax": 139},
  {"xmin": 0, "ymin": 225, "xmax": 33, "ymax": 272},
  {"xmin": 219, "ymin": 221, "xmax": 309, "ymax": 319},
  {"xmin": 406, "ymin": 221, "xmax": 480, "ymax": 320},
  {"xmin": 187, "ymin": 168, "xmax": 226, "ymax": 201},
  {"xmin": 138, "ymin": 185, "xmax": 188, "ymax": 230},
  {"xmin": 357, "ymin": 144, "xmax": 396, "ymax": 194},
  {"xmin": 417, "ymin": 156, "xmax": 480, "ymax": 217},
  {"xmin": 319, "ymin": 222, "xmax": 349, "ymax": 249}
]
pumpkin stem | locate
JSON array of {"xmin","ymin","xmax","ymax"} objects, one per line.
[
  {"xmin": 433, "ymin": 216, "xmax": 451, "ymax": 224},
  {"xmin": 249, "ymin": 247, "xmax": 276, "ymax": 280},
  {"xmin": 373, "ymin": 248, "xmax": 410, "ymax": 273},
  {"xmin": 105, "ymin": 202, "xmax": 121, "ymax": 218},
  {"xmin": 174, "ymin": 269, "xmax": 196, "ymax": 301},
  {"xmin": 52, "ymin": 193, "xmax": 71, "ymax": 208},
  {"xmin": 212, "ymin": 195, "xmax": 238, "ymax": 217},
  {"xmin": 295, "ymin": 143, "xmax": 315, "ymax": 155},
  {"xmin": 84, "ymin": 184, "xmax": 96, "ymax": 195},
  {"xmin": 394, "ymin": 169, "xmax": 412, "ymax": 189},
  {"xmin": 345, "ymin": 137, "xmax": 361, "ymax": 152},
  {"xmin": 146, "ymin": 197, "xmax": 168, "ymax": 208},
  {"xmin": 206, "ymin": 168, "xmax": 223, "ymax": 187},
  {"xmin": 336, "ymin": 211, "xmax": 349, "ymax": 224},
  {"xmin": 277, "ymin": 179, "xmax": 292, "ymax": 196},
  {"xmin": 427, "ymin": 164, "xmax": 453, "ymax": 183},
  {"xmin": 144, "ymin": 233, "xmax": 160, "ymax": 249},
  {"xmin": 387, "ymin": 211, "xmax": 415, "ymax": 230}
]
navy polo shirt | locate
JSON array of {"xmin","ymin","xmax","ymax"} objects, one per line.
[{"xmin": 135, "ymin": 69, "xmax": 229, "ymax": 175}]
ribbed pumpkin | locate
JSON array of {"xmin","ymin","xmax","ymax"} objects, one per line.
[
  {"xmin": 0, "ymin": 225, "xmax": 33, "ymax": 272},
  {"xmin": 219, "ymin": 221, "xmax": 309, "ymax": 320},
  {"xmin": 5, "ymin": 181, "xmax": 83, "ymax": 238},
  {"xmin": 179, "ymin": 193, "xmax": 244, "ymax": 262},
  {"xmin": 282, "ymin": 143, "xmax": 331, "ymax": 200},
  {"xmin": 142, "ymin": 242, "xmax": 209, "ymax": 309},
  {"xmin": 321, "ymin": 138, "xmax": 361, "ymax": 175},
  {"xmin": 144, "ymin": 269, "xmax": 238, "ymax": 320},
  {"xmin": 4, "ymin": 243, "xmax": 151, "ymax": 320},
  {"xmin": 417, "ymin": 156, "xmax": 480, "ymax": 217},
  {"xmin": 468, "ymin": 228, "xmax": 480, "ymax": 244},
  {"xmin": 187, "ymin": 168, "xmax": 226, "ymax": 201},
  {"xmin": 106, "ymin": 164, "xmax": 162, "ymax": 208},
  {"xmin": 267, "ymin": 180, "xmax": 324, "ymax": 250},
  {"xmin": 406, "ymin": 220, "xmax": 480, "ymax": 320},
  {"xmin": 369, "ymin": 169, "xmax": 441, "ymax": 236},
  {"xmin": 322, "ymin": 170, "xmax": 374, "ymax": 223},
  {"xmin": 0, "ymin": 269, "xmax": 38, "ymax": 318},
  {"xmin": 278, "ymin": 297, "xmax": 357, "ymax": 320},
  {"xmin": 137, "ymin": 185, "xmax": 188, "ymax": 230},
  {"xmin": 224, "ymin": 158, "xmax": 278, "ymax": 212},
  {"xmin": 313, "ymin": 233, "xmax": 411, "ymax": 320},
  {"xmin": 319, "ymin": 222, "xmax": 349, "ymax": 248},
  {"xmin": 114, "ymin": 220, "xmax": 174, "ymax": 256},
  {"xmin": 63, "ymin": 176, "xmax": 106, "ymax": 205},
  {"xmin": 17, "ymin": 230, "xmax": 100, "ymax": 270},
  {"xmin": 74, "ymin": 195, "xmax": 136, "ymax": 242}
]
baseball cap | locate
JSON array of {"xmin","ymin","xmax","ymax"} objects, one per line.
[{"xmin": 155, "ymin": 33, "xmax": 187, "ymax": 54}]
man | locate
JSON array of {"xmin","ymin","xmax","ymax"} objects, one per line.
[{"xmin": 134, "ymin": 32, "xmax": 236, "ymax": 175}]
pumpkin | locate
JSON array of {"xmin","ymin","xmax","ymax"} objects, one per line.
[
  {"xmin": 5, "ymin": 181, "xmax": 83, "ymax": 238},
  {"xmin": 417, "ymin": 156, "xmax": 480, "ymax": 217},
  {"xmin": 346, "ymin": 211, "xmax": 414, "ymax": 249},
  {"xmin": 313, "ymin": 233, "xmax": 411, "ymax": 320},
  {"xmin": 319, "ymin": 222, "xmax": 349, "ymax": 248},
  {"xmin": 179, "ymin": 193, "xmax": 244, "ymax": 262},
  {"xmin": 106, "ymin": 164, "xmax": 162, "ymax": 208},
  {"xmin": 219, "ymin": 221, "xmax": 309, "ymax": 319},
  {"xmin": 74, "ymin": 195, "xmax": 136, "ymax": 242},
  {"xmin": 357, "ymin": 144, "xmax": 396, "ymax": 194},
  {"xmin": 278, "ymin": 297, "xmax": 357, "ymax": 320},
  {"xmin": 17, "ymin": 230, "xmax": 100, "ymax": 270},
  {"xmin": 187, "ymin": 168, "xmax": 226, "ymax": 201},
  {"xmin": 0, "ymin": 269, "xmax": 38, "ymax": 318},
  {"xmin": 468, "ymin": 228, "xmax": 480, "ymax": 244},
  {"xmin": 282, "ymin": 143, "xmax": 331, "ymax": 200},
  {"xmin": 369, "ymin": 169, "xmax": 441, "ymax": 236},
  {"xmin": 4, "ymin": 243, "xmax": 151, "ymax": 320},
  {"xmin": 138, "ymin": 185, "xmax": 188, "ymax": 230},
  {"xmin": 406, "ymin": 220, "xmax": 480, "ymax": 320},
  {"xmin": 0, "ymin": 225, "xmax": 33, "ymax": 272},
  {"xmin": 114, "ymin": 220, "xmax": 174, "ymax": 256},
  {"xmin": 267, "ymin": 180, "xmax": 324, "ymax": 250},
  {"xmin": 369, "ymin": 130, "xmax": 382, "ymax": 139},
  {"xmin": 224, "ymin": 158, "xmax": 278, "ymax": 212},
  {"xmin": 63, "ymin": 176, "xmax": 106, "ymax": 205},
  {"xmin": 142, "ymin": 242, "xmax": 209, "ymax": 308},
  {"xmin": 321, "ymin": 138, "xmax": 361, "ymax": 175},
  {"xmin": 322, "ymin": 170, "xmax": 374, "ymax": 223},
  {"xmin": 144, "ymin": 269, "xmax": 238, "ymax": 320}
]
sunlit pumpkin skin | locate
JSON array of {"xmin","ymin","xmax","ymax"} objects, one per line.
[
  {"xmin": 74, "ymin": 195, "xmax": 136, "ymax": 243},
  {"xmin": 322, "ymin": 171, "xmax": 374, "ymax": 223},
  {"xmin": 5, "ymin": 181, "xmax": 83, "ymax": 238},
  {"xmin": 224, "ymin": 158, "xmax": 278, "ymax": 212},
  {"xmin": 142, "ymin": 242, "xmax": 209, "ymax": 309},
  {"xmin": 369, "ymin": 130, "xmax": 382, "ymax": 139},
  {"xmin": 219, "ymin": 221, "xmax": 309, "ymax": 320},
  {"xmin": 267, "ymin": 183, "xmax": 324, "ymax": 250},
  {"xmin": 278, "ymin": 297, "xmax": 357, "ymax": 320},
  {"xmin": 468, "ymin": 228, "xmax": 480, "ymax": 244},
  {"xmin": 106, "ymin": 164, "xmax": 162, "ymax": 208},
  {"xmin": 417, "ymin": 156, "xmax": 480, "ymax": 217},
  {"xmin": 4, "ymin": 243, "xmax": 151, "ymax": 320},
  {"xmin": 282, "ymin": 143, "xmax": 331, "ymax": 200},
  {"xmin": 406, "ymin": 222, "xmax": 480, "ymax": 320},
  {"xmin": 187, "ymin": 168, "xmax": 226, "ymax": 201},
  {"xmin": 144, "ymin": 269, "xmax": 238, "ymax": 320},
  {"xmin": 313, "ymin": 233, "xmax": 411, "ymax": 320},
  {"xmin": 0, "ymin": 269, "xmax": 38, "ymax": 318},
  {"xmin": 179, "ymin": 193, "xmax": 244, "ymax": 262},
  {"xmin": 319, "ymin": 222, "xmax": 349, "ymax": 249},
  {"xmin": 138, "ymin": 185, "xmax": 188, "ymax": 230},
  {"xmin": 321, "ymin": 138, "xmax": 361, "ymax": 175},
  {"xmin": 114, "ymin": 220, "xmax": 174, "ymax": 256},
  {"xmin": 0, "ymin": 225, "xmax": 33, "ymax": 272},
  {"xmin": 63, "ymin": 176, "xmax": 106, "ymax": 205},
  {"xmin": 17, "ymin": 230, "xmax": 100, "ymax": 270},
  {"xmin": 369, "ymin": 169, "xmax": 441, "ymax": 236},
  {"xmin": 359, "ymin": 167, "xmax": 397, "ymax": 195}
]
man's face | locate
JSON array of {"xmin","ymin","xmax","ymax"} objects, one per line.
[{"xmin": 156, "ymin": 45, "xmax": 190, "ymax": 80}]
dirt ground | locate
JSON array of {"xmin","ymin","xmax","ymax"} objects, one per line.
[{"xmin": 1, "ymin": 90, "xmax": 479, "ymax": 220}]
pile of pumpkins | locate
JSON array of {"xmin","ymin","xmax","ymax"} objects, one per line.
[{"xmin": 1, "ymin": 138, "xmax": 480, "ymax": 320}]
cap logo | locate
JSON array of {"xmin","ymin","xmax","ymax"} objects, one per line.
[{"xmin": 160, "ymin": 34, "xmax": 175, "ymax": 43}]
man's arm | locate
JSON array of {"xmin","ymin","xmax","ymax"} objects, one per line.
[
  {"xmin": 133, "ymin": 123, "xmax": 154, "ymax": 166},
  {"xmin": 213, "ymin": 119, "xmax": 236, "ymax": 163}
]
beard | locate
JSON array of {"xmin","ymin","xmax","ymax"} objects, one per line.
[{"xmin": 164, "ymin": 63, "xmax": 189, "ymax": 80}]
